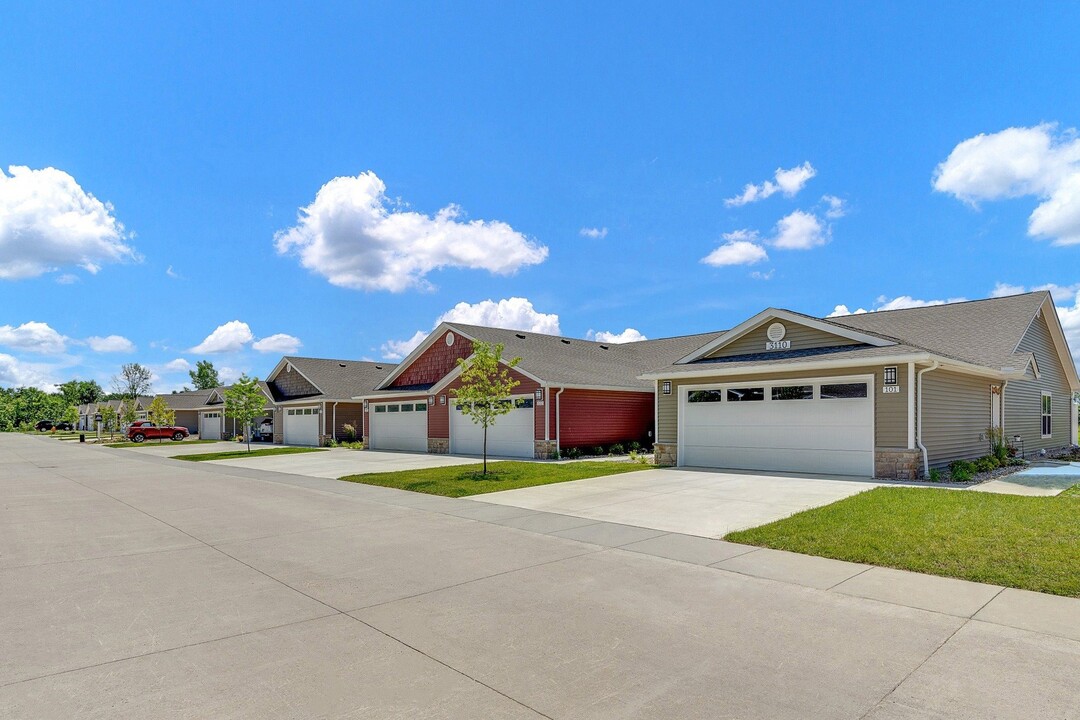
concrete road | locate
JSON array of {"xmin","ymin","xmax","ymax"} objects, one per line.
[
  {"xmin": 474, "ymin": 466, "xmax": 903, "ymax": 537},
  {"xmin": 2, "ymin": 434, "xmax": 1077, "ymax": 719}
]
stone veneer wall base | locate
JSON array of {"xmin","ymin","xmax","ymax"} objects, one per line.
[
  {"xmin": 654, "ymin": 443, "xmax": 677, "ymax": 467},
  {"xmin": 428, "ymin": 438, "xmax": 450, "ymax": 454},
  {"xmin": 875, "ymin": 447, "xmax": 923, "ymax": 480}
]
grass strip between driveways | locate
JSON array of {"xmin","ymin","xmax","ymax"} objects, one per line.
[
  {"xmin": 725, "ymin": 485, "xmax": 1080, "ymax": 598},
  {"xmin": 340, "ymin": 460, "xmax": 653, "ymax": 498},
  {"xmin": 105, "ymin": 439, "xmax": 221, "ymax": 448},
  {"xmin": 173, "ymin": 447, "xmax": 328, "ymax": 462}
]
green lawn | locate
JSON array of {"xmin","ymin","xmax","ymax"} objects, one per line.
[
  {"xmin": 105, "ymin": 439, "xmax": 220, "ymax": 448},
  {"xmin": 340, "ymin": 460, "xmax": 652, "ymax": 498},
  {"xmin": 725, "ymin": 485, "xmax": 1080, "ymax": 597},
  {"xmin": 173, "ymin": 447, "xmax": 328, "ymax": 462}
]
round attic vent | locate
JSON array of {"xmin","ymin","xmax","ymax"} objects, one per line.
[
  {"xmin": 766, "ymin": 322, "xmax": 786, "ymax": 342},
  {"xmin": 445, "ymin": 331, "xmax": 455, "ymax": 347}
]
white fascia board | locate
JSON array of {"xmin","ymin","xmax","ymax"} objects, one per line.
[
  {"xmin": 676, "ymin": 308, "xmax": 896, "ymax": 364},
  {"xmin": 375, "ymin": 323, "xmax": 478, "ymax": 390}
]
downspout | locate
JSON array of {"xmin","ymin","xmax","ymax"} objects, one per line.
[
  {"xmin": 916, "ymin": 361, "xmax": 940, "ymax": 477},
  {"xmin": 999, "ymin": 381, "xmax": 1008, "ymax": 453},
  {"xmin": 543, "ymin": 385, "xmax": 549, "ymax": 442},
  {"xmin": 555, "ymin": 388, "xmax": 565, "ymax": 455},
  {"xmin": 332, "ymin": 402, "xmax": 339, "ymax": 443}
]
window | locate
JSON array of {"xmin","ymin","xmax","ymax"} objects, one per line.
[
  {"xmin": 387, "ymin": 404, "xmax": 400, "ymax": 413},
  {"xmin": 1042, "ymin": 392, "xmax": 1052, "ymax": 437},
  {"xmin": 401, "ymin": 403, "xmax": 413, "ymax": 412},
  {"xmin": 821, "ymin": 383, "xmax": 868, "ymax": 399},
  {"xmin": 772, "ymin": 385, "xmax": 813, "ymax": 401},
  {"xmin": 883, "ymin": 366, "xmax": 898, "ymax": 385},
  {"xmin": 688, "ymin": 390, "xmax": 723, "ymax": 403},
  {"xmin": 374, "ymin": 405, "xmax": 386, "ymax": 413},
  {"xmin": 415, "ymin": 402, "xmax": 427, "ymax": 412},
  {"xmin": 726, "ymin": 387, "xmax": 764, "ymax": 402}
]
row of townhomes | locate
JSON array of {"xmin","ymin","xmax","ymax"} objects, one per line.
[{"xmin": 81, "ymin": 292, "xmax": 1079, "ymax": 479}]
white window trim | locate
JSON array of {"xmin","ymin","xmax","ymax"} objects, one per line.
[{"xmin": 1041, "ymin": 391, "xmax": 1052, "ymax": 438}]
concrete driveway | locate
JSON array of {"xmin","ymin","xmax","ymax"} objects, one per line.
[
  {"xmin": 204, "ymin": 447, "xmax": 482, "ymax": 478},
  {"xmin": 3, "ymin": 434, "xmax": 1078, "ymax": 718},
  {"xmin": 473, "ymin": 466, "xmax": 897, "ymax": 537}
]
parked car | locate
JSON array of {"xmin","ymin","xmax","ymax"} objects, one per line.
[
  {"xmin": 55, "ymin": 421, "xmax": 74, "ymax": 431},
  {"xmin": 34, "ymin": 420, "xmax": 56, "ymax": 431},
  {"xmin": 126, "ymin": 421, "xmax": 189, "ymax": 442},
  {"xmin": 258, "ymin": 419, "xmax": 273, "ymax": 440}
]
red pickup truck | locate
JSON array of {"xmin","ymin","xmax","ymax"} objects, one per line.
[{"xmin": 126, "ymin": 421, "xmax": 189, "ymax": 442}]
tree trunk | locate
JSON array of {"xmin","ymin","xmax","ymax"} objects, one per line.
[{"xmin": 483, "ymin": 424, "xmax": 488, "ymax": 475}]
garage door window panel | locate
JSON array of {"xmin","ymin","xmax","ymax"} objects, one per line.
[
  {"xmin": 820, "ymin": 383, "xmax": 868, "ymax": 399},
  {"xmin": 688, "ymin": 390, "xmax": 723, "ymax": 403},
  {"xmin": 726, "ymin": 387, "xmax": 764, "ymax": 402},
  {"xmin": 771, "ymin": 385, "xmax": 813, "ymax": 401}
]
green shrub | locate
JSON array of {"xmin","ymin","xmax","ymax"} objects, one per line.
[
  {"xmin": 343, "ymin": 423, "xmax": 358, "ymax": 442},
  {"xmin": 609, "ymin": 443, "xmax": 625, "ymax": 455},
  {"xmin": 564, "ymin": 447, "xmax": 581, "ymax": 459},
  {"xmin": 591, "ymin": 446, "xmax": 605, "ymax": 456},
  {"xmin": 975, "ymin": 456, "xmax": 998, "ymax": 473},
  {"xmin": 949, "ymin": 459, "xmax": 976, "ymax": 482},
  {"xmin": 928, "ymin": 468, "xmax": 941, "ymax": 482},
  {"xmin": 628, "ymin": 441, "xmax": 641, "ymax": 452}
]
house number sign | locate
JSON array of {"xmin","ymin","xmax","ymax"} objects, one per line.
[{"xmin": 882, "ymin": 386, "xmax": 902, "ymax": 394}]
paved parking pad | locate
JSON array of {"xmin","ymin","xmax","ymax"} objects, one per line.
[{"xmin": 3, "ymin": 435, "xmax": 1078, "ymax": 719}]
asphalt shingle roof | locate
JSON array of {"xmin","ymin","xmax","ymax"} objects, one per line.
[
  {"xmin": 445, "ymin": 323, "xmax": 726, "ymax": 389},
  {"xmin": 276, "ymin": 357, "xmax": 398, "ymax": 401},
  {"xmin": 154, "ymin": 390, "xmax": 213, "ymax": 410}
]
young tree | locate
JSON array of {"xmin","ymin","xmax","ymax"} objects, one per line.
[
  {"xmin": 119, "ymin": 399, "xmax": 139, "ymax": 430},
  {"xmin": 97, "ymin": 403, "xmax": 119, "ymax": 439},
  {"xmin": 62, "ymin": 405, "xmax": 79, "ymax": 427},
  {"xmin": 146, "ymin": 396, "xmax": 176, "ymax": 443},
  {"xmin": 189, "ymin": 360, "xmax": 221, "ymax": 390},
  {"xmin": 224, "ymin": 375, "xmax": 267, "ymax": 452},
  {"xmin": 112, "ymin": 363, "xmax": 152, "ymax": 401},
  {"xmin": 454, "ymin": 341, "xmax": 522, "ymax": 475}
]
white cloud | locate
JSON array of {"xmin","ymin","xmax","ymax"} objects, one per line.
[
  {"xmin": 822, "ymin": 195, "xmax": 847, "ymax": 219},
  {"xmin": 750, "ymin": 269, "xmax": 775, "ymax": 280},
  {"xmin": 701, "ymin": 231, "xmax": 769, "ymax": 267},
  {"xmin": 164, "ymin": 358, "xmax": 191, "ymax": 372},
  {"xmin": 0, "ymin": 166, "xmax": 137, "ymax": 280},
  {"xmin": 381, "ymin": 297, "xmax": 561, "ymax": 361},
  {"xmin": 166, "ymin": 265, "xmax": 180, "ymax": 279},
  {"xmin": 0, "ymin": 353, "xmax": 58, "ymax": 390},
  {"xmin": 86, "ymin": 335, "xmax": 135, "ymax": 353},
  {"xmin": 725, "ymin": 162, "xmax": 816, "ymax": 207},
  {"xmin": 586, "ymin": 328, "xmax": 647, "ymax": 343},
  {"xmin": 275, "ymin": 171, "xmax": 549, "ymax": 292},
  {"xmin": 218, "ymin": 366, "xmax": 243, "ymax": 385},
  {"xmin": 580, "ymin": 226, "xmax": 608, "ymax": 239},
  {"xmin": 55, "ymin": 273, "xmax": 79, "ymax": 285},
  {"xmin": 771, "ymin": 210, "xmax": 828, "ymax": 250},
  {"xmin": 0, "ymin": 321, "xmax": 67, "ymax": 354},
  {"xmin": 933, "ymin": 124, "xmax": 1080, "ymax": 245},
  {"xmin": 1057, "ymin": 297, "xmax": 1080, "ymax": 367},
  {"xmin": 252, "ymin": 333, "xmax": 303, "ymax": 354},
  {"xmin": 826, "ymin": 305, "xmax": 867, "ymax": 317},
  {"xmin": 990, "ymin": 282, "xmax": 1028, "ymax": 298},
  {"xmin": 380, "ymin": 330, "xmax": 430, "ymax": 361},
  {"xmin": 190, "ymin": 321, "xmax": 254, "ymax": 354}
]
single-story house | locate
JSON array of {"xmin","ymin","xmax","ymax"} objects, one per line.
[
  {"xmin": 196, "ymin": 383, "xmax": 276, "ymax": 441},
  {"xmin": 264, "ymin": 357, "xmax": 393, "ymax": 446},
  {"xmin": 150, "ymin": 389, "xmax": 213, "ymax": 434},
  {"xmin": 641, "ymin": 291, "xmax": 1079, "ymax": 479},
  {"xmin": 356, "ymin": 322, "xmax": 723, "ymax": 459}
]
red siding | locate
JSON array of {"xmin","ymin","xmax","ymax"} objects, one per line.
[
  {"xmin": 391, "ymin": 330, "xmax": 473, "ymax": 388},
  {"xmin": 552, "ymin": 389, "xmax": 654, "ymax": 449}
]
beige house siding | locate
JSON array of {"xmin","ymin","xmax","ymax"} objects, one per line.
[
  {"xmin": 1004, "ymin": 311, "xmax": 1075, "ymax": 452},
  {"xmin": 706, "ymin": 323, "xmax": 859, "ymax": 359},
  {"xmin": 656, "ymin": 364, "xmax": 907, "ymax": 448},
  {"xmin": 921, "ymin": 369, "xmax": 992, "ymax": 468}
]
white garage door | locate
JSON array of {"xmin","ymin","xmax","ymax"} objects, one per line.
[
  {"xmin": 284, "ymin": 406, "xmax": 321, "ymax": 446},
  {"xmin": 451, "ymin": 397, "xmax": 534, "ymax": 458},
  {"xmin": 201, "ymin": 412, "xmax": 222, "ymax": 441},
  {"xmin": 681, "ymin": 377, "xmax": 874, "ymax": 477},
  {"xmin": 369, "ymin": 401, "xmax": 428, "ymax": 452}
]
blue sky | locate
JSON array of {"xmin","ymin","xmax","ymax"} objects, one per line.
[{"xmin": 2, "ymin": 2, "xmax": 1079, "ymax": 392}]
